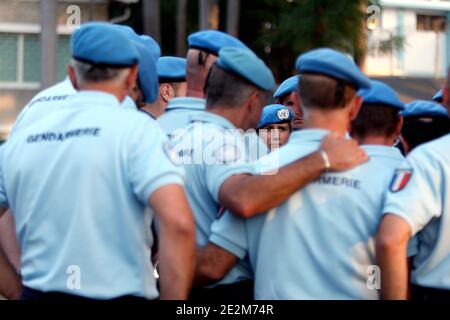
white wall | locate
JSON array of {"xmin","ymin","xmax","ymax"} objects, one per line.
[{"xmin": 366, "ymin": 7, "xmax": 447, "ymax": 78}]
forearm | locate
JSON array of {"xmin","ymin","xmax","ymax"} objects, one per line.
[
  {"xmin": 194, "ymin": 244, "xmax": 238, "ymax": 288},
  {"xmin": 0, "ymin": 245, "xmax": 22, "ymax": 300},
  {"xmin": 376, "ymin": 215, "xmax": 411, "ymax": 300},
  {"xmin": 194, "ymin": 248, "xmax": 213, "ymax": 288},
  {"xmin": 224, "ymin": 151, "xmax": 325, "ymax": 217},
  {"xmin": 158, "ymin": 225, "xmax": 196, "ymax": 299},
  {"xmin": 0, "ymin": 210, "xmax": 21, "ymax": 271},
  {"xmin": 377, "ymin": 244, "xmax": 409, "ymax": 300}
]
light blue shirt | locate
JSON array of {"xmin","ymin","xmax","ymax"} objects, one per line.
[
  {"xmin": 383, "ymin": 133, "xmax": 450, "ymax": 290},
  {"xmin": 168, "ymin": 111, "xmax": 261, "ymax": 287},
  {"xmin": 211, "ymin": 129, "xmax": 405, "ymax": 299},
  {"xmin": 0, "ymin": 90, "xmax": 184, "ymax": 299},
  {"xmin": 10, "ymin": 78, "xmax": 138, "ymax": 137},
  {"xmin": 158, "ymin": 97, "xmax": 206, "ymax": 137}
]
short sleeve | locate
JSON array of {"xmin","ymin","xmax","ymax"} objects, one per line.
[
  {"xmin": 383, "ymin": 147, "xmax": 443, "ymax": 236},
  {"xmin": 204, "ymin": 139, "xmax": 256, "ymax": 203},
  {"xmin": 0, "ymin": 145, "xmax": 9, "ymax": 208},
  {"xmin": 127, "ymin": 118, "xmax": 185, "ymax": 205},
  {"xmin": 209, "ymin": 211, "xmax": 249, "ymax": 260}
]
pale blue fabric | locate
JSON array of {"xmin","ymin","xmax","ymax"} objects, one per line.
[
  {"xmin": 0, "ymin": 90, "xmax": 184, "ymax": 299},
  {"xmin": 383, "ymin": 134, "xmax": 450, "ymax": 290}
]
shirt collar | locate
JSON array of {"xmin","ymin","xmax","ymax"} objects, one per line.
[
  {"xmin": 139, "ymin": 108, "xmax": 156, "ymax": 120},
  {"xmin": 289, "ymin": 129, "xmax": 331, "ymax": 143},
  {"xmin": 189, "ymin": 111, "xmax": 237, "ymax": 130},
  {"xmin": 120, "ymin": 96, "xmax": 138, "ymax": 110},
  {"xmin": 165, "ymin": 97, "xmax": 206, "ymax": 111},
  {"xmin": 361, "ymin": 145, "xmax": 404, "ymax": 160},
  {"xmin": 65, "ymin": 90, "xmax": 121, "ymax": 108},
  {"xmin": 289, "ymin": 129, "xmax": 352, "ymax": 143}
]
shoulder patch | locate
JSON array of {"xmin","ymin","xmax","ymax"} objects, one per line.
[{"xmin": 390, "ymin": 169, "xmax": 413, "ymax": 193}]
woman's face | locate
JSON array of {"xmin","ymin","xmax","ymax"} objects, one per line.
[{"xmin": 259, "ymin": 123, "xmax": 291, "ymax": 150}]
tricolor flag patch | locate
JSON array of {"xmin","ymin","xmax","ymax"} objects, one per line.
[{"xmin": 390, "ymin": 169, "xmax": 413, "ymax": 193}]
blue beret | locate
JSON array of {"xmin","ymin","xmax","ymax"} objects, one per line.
[
  {"xmin": 358, "ymin": 80, "xmax": 404, "ymax": 110},
  {"xmin": 71, "ymin": 22, "xmax": 139, "ymax": 67},
  {"xmin": 273, "ymin": 76, "xmax": 299, "ymax": 99},
  {"xmin": 216, "ymin": 47, "xmax": 275, "ymax": 91},
  {"xmin": 157, "ymin": 57, "xmax": 187, "ymax": 82},
  {"xmin": 295, "ymin": 48, "xmax": 370, "ymax": 89},
  {"xmin": 113, "ymin": 25, "xmax": 160, "ymax": 104},
  {"xmin": 188, "ymin": 30, "xmax": 248, "ymax": 55},
  {"xmin": 433, "ymin": 89, "xmax": 443, "ymax": 103},
  {"xmin": 118, "ymin": 26, "xmax": 160, "ymax": 64},
  {"xmin": 258, "ymin": 104, "xmax": 293, "ymax": 129},
  {"xmin": 135, "ymin": 36, "xmax": 160, "ymax": 103},
  {"xmin": 402, "ymin": 100, "xmax": 449, "ymax": 118}
]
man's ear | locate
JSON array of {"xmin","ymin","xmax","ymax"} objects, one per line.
[
  {"xmin": 67, "ymin": 64, "xmax": 79, "ymax": 90},
  {"xmin": 125, "ymin": 65, "xmax": 139, "ymax": 92},
  {"xmin": 349, "ymin": 95, "xmax": 363, "ymax": 121},
  {"xmin": 160, "ymin": 83, "xmax": 174, "ymax": 102}
]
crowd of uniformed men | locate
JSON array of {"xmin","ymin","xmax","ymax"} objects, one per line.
[{"xmin": 0, "ymin": 21, "xmax": 450, "ymax": 301}]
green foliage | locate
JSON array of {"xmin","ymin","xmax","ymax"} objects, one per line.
[
  {"xmin": 111, "ymin": 0, "xmax": 371, "ymax": 81},
  {"xmin": 239, "ymin": 0, "xmax": 369, "ymax": 81}
]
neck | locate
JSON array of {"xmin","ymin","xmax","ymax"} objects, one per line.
[
  {"xmin": 207, "ymin": 106, "xmax": 244, "ymax": 129},
  {"xmin": 78, "ymin": 83, "xmax": 124, "ymax": 102},
  {"xmin": 186, "ymin": 87, "xmax": 205, "ymax": 99},
  {"xmin": 143, "ymin": 98, "xmax": 167, "ymax": 119},
  {"xmin": 301, "ymin": 108, "xmax": 350, "ymax": 136},
  {"xmin": 356, "ymin": 135, "xmax": 396, "ymax": 147}
]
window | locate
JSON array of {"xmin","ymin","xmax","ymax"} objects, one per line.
[
  {"xmin": 0, "ymin": 32, "xmax": 70, "ymax": 87},
  {"xmin": 416, "ymin": 14, "xmax": 446, "ymax": 32},
  {"xmin": 0, "ymin": 33, "xmax": 18, "ymax": 82}
]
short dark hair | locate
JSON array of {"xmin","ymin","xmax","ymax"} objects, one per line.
[
  {"xmin": 351, "ymin": 104, "xmax": 401, "ymax": 139},
  {"xmin": 401, "ymin": 116, "xmax": 450, "ymax": 151},
  {"xmin": 167, "ymin": 82, "xmax": 185, "ymax": 96},
  {"xmin": 205, "ymin": 64, "xmax": 263, "ymax": 108},
  {"xmin": 298, "ymin": 73, "xmax": 357, "ymax": 110}
]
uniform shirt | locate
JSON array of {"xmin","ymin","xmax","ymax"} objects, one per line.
[
  {"xmin": 169, "ymin": 111, "xmax": 260, "ymax": 287},
  {"xmin": 211, "ymin": 129, "xmax": 405, "ymax": 299},
  {"xmin": 158, "ymin": 97, "xmax": 206, "ymax": 137},
  {"xmin": 10, "ymin": 78, "xmax": 76, "ymax": 136},
  {"xmin": 10, "ymin": 78, "xmax": 137, "ymax": 137},
  {"xmin": 383, "ymin": 134, "xmax": 450, "ymax": 290},
  {"xmin": 0, "ymin": 90, "xmax": 184, "ymax": 299}
]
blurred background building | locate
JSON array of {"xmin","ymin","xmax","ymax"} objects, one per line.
[{"xmin": 1, "ymin": 0, "xmax": 449, "ymax": 141}]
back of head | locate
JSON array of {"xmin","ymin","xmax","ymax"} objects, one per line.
[
  {"xmin": 205, "ymin": 47, "xmax": 275, "ymax": 110},
  {"xmin": 401, "ymin": 100, "xmax": 450, "ymax": 152},
  {"xmin": 70, "ymin": 22, "xmax": 139, "ymax": 96},
  {"xmin": 352, "ymin": 80, "xmax": 404, "ymax": 140},
  {"xmin": 205, "ymin": 65, "xmax": 259, "ymax": 108},
  {"xmin": 295, "ymin": 48, "xmax": 370, "ymax": 112},
  {"xmin": 298, "ymin": 73, "xmax": 357, "ymax": 110}
]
